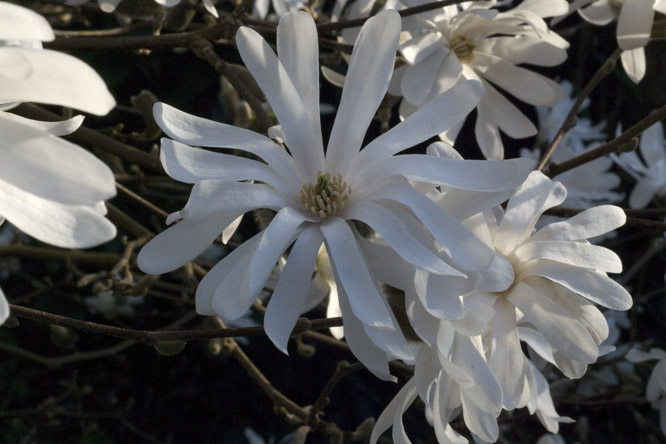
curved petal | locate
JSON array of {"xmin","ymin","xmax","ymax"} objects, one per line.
[
  {"xmin": 621, "ymin": 47, "xmax": 646, "ymax": 84},
  {"xmin": 325, "ymin": 10, "xmax": 402, "ymax": 175},
  {"xmin": 514, "ymin": 240, "xmax": 623, "ymax": 273},
  {"xmin": 320, "ymin": 216, "xmax": 395, "ymax": 329},
  {"xmin": 236, "ymin": 25, "xmax": 323, "ymax": 175},
  {"xmin": 0, "ymin": 286, "xmax": 8, "ymax": 325},
  {"xmin": 265, "ymin": 225, "xmax": 323, "ymax": 353},
  {"xmin": 0, "ymin": 111, "xmax": 83, "ymax": 136},
  {"xmin": 617, "ymin": 0, "xmax": 654, "ymax": 50},
  {"xmin": 0, "ymin": 49, "xmax": 114, "ymax": 115},
  {"xmin": 0, "ymin": 178, "xmax": 115, "ymax": 249},
  {"xmin": 529, "ymin": 205, "xmax": 626, "ymax": 242},
  {"xmin": 0, "ymin": 3, "xmax": 54, "ymax": 41},
  {"xmin": 0, "ymin": 113, "xmax": 115, "ymax": 206},
  {"xmin": 277, "ymin": 12, "xmax": 322, "ymax": 145}
]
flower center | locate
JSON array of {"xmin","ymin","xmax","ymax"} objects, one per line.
[
  {"xmin": 449, "ymin": 34, "xmax": 475, "ymax": 63},
  {"xmin": 300, "ymin": 171, "xmax": 351, "ymax": 217}
]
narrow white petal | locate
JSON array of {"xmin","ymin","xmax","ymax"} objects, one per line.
[
  {"xmin": 0, "ymin": 112, "xmax": 83, "ymax": 136},
  {"xmin": 490, "ymin": 298, "xmax": 526, "ymax": 409},
  {"xmin": 277, "ymin": 12, "xmax": 322, "ymax": 145},
  {"xmin": 530, "ymin": 205, "xmax": 626, "ymax": 242},
  {"xmin": 0, "ymin": 3, "xmax": 54, "ymax": 41},
  {"xmin": 621, "ymin": 47, "xmax": 646, "ymax": 83},
  {"xmin": 515, "ymin": 240, "xmax": 623, "ymax": 274},
  {"xmin": 265, "ymin": 225, "xmax": 323, "ymax": 353},
  {"xmin": 481, "ymin": 81, "xmax": 538, "ymax": 139},
  {"xmin": 629, "ymin": 177, "xmax": 660, "ymax": 208},
  {"xmin": 320, "ymin": 217, "xmax": 395, "ymax": 329},
  {"xmin": 137, "ymin": 215, "xmax": 236, "ymax": 274},
  {"xmin": 475, "ymin": 101, "xmax": 505, "ymax": 160},
  {"xmin": 617, "ymin": 0, "xmax": 654, "ymax": 50},
  {"xmin": 153, "ymin": 103, "xmax": 300, "ymax": 187},
  {"xmin": 0, "ymin": 114, "xmax": 115, "ymax": 205},
  {"xmin": 0, "ymin": 178, "xmax": 115, "ymax": 249},
  {"xmin": 0, "ymin": 286, "xmax": 8, "ymax": 325},
  {"xmin": 325, "ymin": 10, "xmax": 402, "ymax": 174},
  {"xmin": 507, "ymin": 281, "xmax": 598, "ymax": 363},
  {"xmin": 520, "ymin": 259, "xmax": 632, "ymax": 310},
  {"xmin": 0, "ymin": 49, "xmax": 114, "ymax": 115},
  {"xmin": 453, "ymin": 334, "xmax": 503, "ymax": 413},
  {"xmin": 400, "ymin": 49, "xmax": 446, "ymax": 106},
  {"xmin": 236, "ymin": 26, "xmax": 323, "ymax": 175},
  {"xmin": 370, "ymin": 378, "xmax": 418, "ymax": 444},
  {"xmin": 344, "ymin": 200, "xmax": 462, "ymax": 276},
  {"xmin": 639, "ymin": 122, "xmax": 665, "ymax": 165}
]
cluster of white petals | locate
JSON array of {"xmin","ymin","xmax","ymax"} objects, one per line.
[
  {"xmin": 612, "ymin": 121, "xmax": 666, "ymax": 208},
  {"xmin": 65, "ymin": 0, "xmax": 219, "ymax": 17},
  {"xmin": 390, "ymin": 0, "xmax": 569, "ymax": 159},
  {"xmin": 626, "ymin": 347, "xmax": 666, "ymax": 435},
  {"xmin": 0, "ymin": 2, "xmax": 117, "ymax": 324},
  {"xmin": 369, "ymin": 171, "xmax": 631, "ymax": 442},
  {"xmin": 137, "ymin": 10, "xmax": 534, "ymax": 379},
  {"xmin": 561, "ymin": 0, "xmax": 666, "ymax": 82}
]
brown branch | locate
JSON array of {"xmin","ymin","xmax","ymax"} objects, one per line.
[
  {"xmin": 0, "ymin": 244, "xmax": 121, "ymax": 267},
  {"xmin": 537, "ymin": 48, "xmax": 622, "ymax": 171},
  {"xmin": 546, "ymin": 103, "xmax": 666, "ymax": 178},
  {"xmin": 8, "ymin": 304, "xmax": 343, "ymax": 345},
  {"xmin": 116, "ymin": 182, "xmax": 170, "ymax": 219}
]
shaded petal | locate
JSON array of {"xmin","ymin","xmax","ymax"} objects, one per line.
[
  {"xmin": 265, "ymin": 225, "xmax": 323, "ymax": 353},
  {"xmin": 277, "ymin": 12, "xmax": 322, "ymax": 145},
  {"xmin": 621, "ymin": 47, "xmax": 646, "ymax": 83},
  {"xmin": 490, "ymin": 298, "xmax": 525, "ymax": 409},
  {"xmin": 0, "ymin": 112, "xmax": 83, "ymax": 136},
  {"xmin": 370, "ymin": 378, "xmax": 418, "ymax": 444},
  {"xmin": 617, "ymin": 0, "xmax": 654, "ymax": 50},
  {"xmin": 507, "ymin": 281, "xmax": 598, "ymax": 363},
  {"xmin": 519, "ymin": 259, "xmax": 632, "ymax": 310},
  {"xmin": 0, "ymin": 49, "xmax": 114, "ymax": 115},
  {"xmin": 629, "ymin": 177, "xmax": 659, "ymax": 208},
  {"xmin": 399, "ymin": 31, "xmax": 444, "ymax": 65},
  {"xmin": 320, "ymin": 216, "xmax": 395, "ymax": 329},
  {"xmin": 236, "ymin": 25, "xmax": 323, "ymax": 175},
  {"xmin": 0, "ymin": 113, "xmax": 115, "ymax": 205},
  {"xmin": 529, "ymin": 205, "xmax": 626, "ymax": 242},
  {"xmin": 0, "ymin": 178, "xmax": 115, "ymax": 249},
  {"xmin": 0, "ymin": 286, "xmax": 7, "ymax": 325},
  {"xmin": 0, "ymin": 3, "xmax": 54, "ymax": 41},
  {"xmin": 514, "ymin": 240, "xmax": 623, "ymax": 273},
  {"xmin": 401, "ymin": 48, "xmax": 446, "ymax": 106},
  {"xmin": 325, "ymin": 10, "xmax": 401, "ymax": 174}
]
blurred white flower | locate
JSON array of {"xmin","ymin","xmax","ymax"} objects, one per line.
[
  {"xmin": 0, "ymin": 2, "xmax": 117, "ymax": 324},
  {"xmin": 559, "ymin": 0, "xmax": 666, "ymax": 83},
  {"xmin": 65, "ymin": 0, "xmax": 219, "ymax": 17},
  {"xmin": 612, "ymin": 121, "xmax": 666, "ymax": 208},
  {"xmin": 391, "ymin": 0, "xmax": 569, "ymax": 159},
  {"xmin": 85, "ymin": 290, "xmax": 142, "ymax": 320},
  {"xmin": 138, "ymin": 10, "xmax": 532, "ymax": 379},
  {"xmin": 626, "ymin": 347, "xmax": 666, "ymax": 435}
]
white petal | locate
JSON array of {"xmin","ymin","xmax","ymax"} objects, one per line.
[
  {"xmin": 530, "ymin": 205, "xmax": 626, "ymax": 242},
  {"xmin": 475, "ymin": 101, "xmax": 505, "ymax": 160},
  {"xmin": 355, "ymin": 80, "xmax": 483, "ymax": 170},
  {"xmin": 490, "ymin": 298, "xmax": 526, "ymax": 409},
  {"xmin": 325, "ymin": 10, "xmax": 401, "ymax": 175},
  {"xmin": 0, "ymin": 286, "xmax": 8, "ymax": 325},
  {"xmin": 0, "ymin": 178, "xmax": 115, "ymax": 249},
  {"xmin": 399, "ymin": 31, "xmax": 444, "ymax": 65},
  {"xmin": 578, "ymin": 1, "xmax": 616, "ymax": 25},
  {"xmin": 400, "ymin": 49, "xmax": 446, "ymax": 106},
  {"xmin": 320, "ymin": 216, "xmax": 395, "ymax": 329},
  {"xmin": 265, "ymin": 225, "xmax": 323, "ymax": 353},
  {"xmin": 137, "ymin": 215, "xmax": 235, "ymax": 274},
  {"xmin": 0, "ymin": 49, "xmax": 114, "ymax": 115},
  {"xmin": 0, "ymin": 112, "xmax": 83, "ymax": 136},
  {"xmin": 507, "ymin": 281, "xmax": 598, "ymax": 363},
  {"xmin": 519, "ymin": 259, "xmax": 632, "ymax": 310},
  {"xmin": 621, "ymin": 47, "xmax": 646, "ymax": 84},
  {"xmin": 277, "ymin": 12, "xmax": 322, "ymax": 145},
  {"xmin": 344, "ymin": 200, "xmax": 462, "ymax": 276},
  {"xmin": 236, "ymin": 25, "xmax": 323, "ymax": 175},
  {"xmin": 629, "ymin": 177, "xmax": 659, "ymax": 208},
  {"xmin": 515, "ymin": 240, "xmax": 623, "ymax": 273},
  {"xmin": 0, "ymin": 113, "xmax": 115, "ymax": 206},
  {"xmin": 639, "ymin": 122, "xmax": 665, "ymax": 165},
  {"xmin": 370, "ymin": 378, "xmax": 418, "ymax": 444},
  {"xmin": 370, "ymin": 182, "xmax": 495, "ymax": 271},
  {"xmin": 617, "ymin": 0, "xmax": 654, "ymax": 50},
  {"xmin": 453, "ymin": 334, "xmax": 503, "ymax": 414},
  {"xmin": 159, "ymin": 138, "xmax": 287, "ymax": 189},
  {"xmin": 0, "ymin": 3, "xmax": 54, "ymax": 41},
  {"xmin": 153, "ymin": 103, "xmax": 300, "ymax": 187},
  {"xmin": 481, "ymin": 81, "xmax": 538, "ymax": 138}
]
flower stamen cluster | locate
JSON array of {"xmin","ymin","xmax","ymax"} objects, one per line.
[
  {"xmin": 449, "ymin": 34, "xmax": 475, "ymax": 63},
  {"xmin": 300, "ymin": 171, "xmax": 351, "ymax": 217}
]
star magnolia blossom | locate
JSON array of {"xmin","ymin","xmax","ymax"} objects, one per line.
[
  {"xmin": 65, "ymin": 0, "xmax": 218, "ymax": 17},
  {"xmin": 392, "ymin": 0, "xmax": 569, "ymax": 159},
  {"xmin": 560, "ymin": 0, "xmax": 666, "ymax": 83},
  {"xmin": 0, "ymin": 2, "xmax": 117, "ymax": 324},
  {"xmin": 612, "ymin": 122, "xmax": 666, "ymax": 208},
  {"xmin": 138, "ymin": 10, "xmax": 533, "ymax": 377}
]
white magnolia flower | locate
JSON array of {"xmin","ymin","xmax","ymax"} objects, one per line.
[
  {"xmin": 560, "ymin": 0, "xmax": 666, "ymax": 83},
  {"xmin": 612, "ymin": 121, "xmax": 666, "ymax": 208},
  {"xmin": 392, "ymin": 0, "xmax": 569, "ymax": 159},
  {"xmin": 0, "ymin": 2, "xmax": 117, "ymax": 324},
  {"xmin": 65, "ymin": 0, "xmax": 219, "ymax": 17},
  {"xmin": 138, "ymin": 10, "xmax": 533, "ymax": 379},
  {"xmin": 626, "ymin": 347, "xmax": 666, "ymax": 435}
]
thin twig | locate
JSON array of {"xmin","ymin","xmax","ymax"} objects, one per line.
[
  {"xmin": 537, "ymin": 48, "xmax": 622, "ymax": 171},
  {"xmin": 117, "ymin": 183, "xmax": 170, "ymax": 219},
  {"xmin": 307, "ymin": 361, "xmax": 365, "ymax": 428},
  {"xmin": 0, "ymin": 244, "xmax": 121, "ymax": 267}
]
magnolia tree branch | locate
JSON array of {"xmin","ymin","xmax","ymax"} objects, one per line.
[
  {"xmin": 8, "ymin": 304, "xmax": 343, "ymax": 345},
  {"xmin": 0, "ymin": 244, "xmax": 121, "ymax": 267},
  {"xmin": 546, "ymin": 103, "xmax": 666, "ymax": 177},
  {"xmin": 536, "ymin": 48, "xmax": 622, "ymax": 171}
]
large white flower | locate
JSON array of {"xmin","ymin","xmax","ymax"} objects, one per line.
[
  {"xmin": 0, "ymin": 2, "xmax": 117, "ymax": 324},
  {"xmin": 392, "ymin": 0, "xmax": 569, "ymax": 159},
  {"xmin": 138, "ymin": 10, "xmax": 533, "ymax": 378},
  {"xmin": 560, "ymin": 0, "xmax": 666, "ymax": 82}
]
